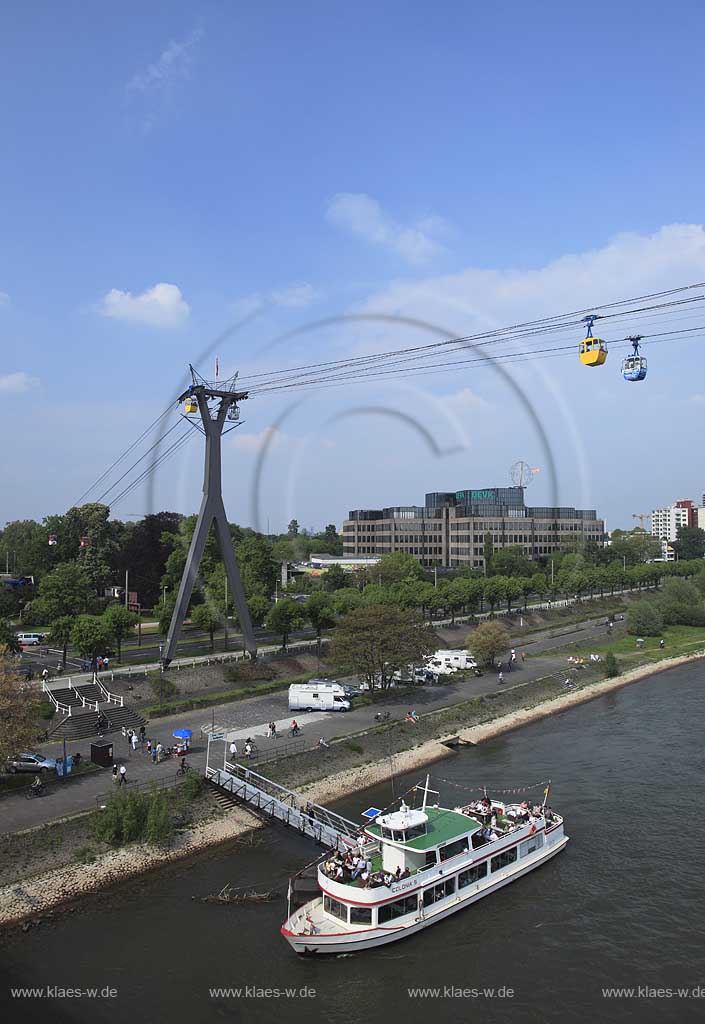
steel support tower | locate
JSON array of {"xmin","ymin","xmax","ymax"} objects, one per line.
[{"xmin": 162, "ymin": 367, "xmax": 257, "ymax": 668}]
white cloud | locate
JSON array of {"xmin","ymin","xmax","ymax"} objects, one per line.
[
  {"xmin": 270, "ymin": 283, "xmax": 319, "ymax": 308},
  {"xmin": 352, "ymin": 223, "xmax": 705, "ymax": 339},
  {"xmin": 445, "ymin": 387, "xmax": 491, "ymax": 411},
  {"xmin": 0, "ymin": 291, "xmax": 9, "ymax": 307},
  {"xmin": 126, "ymin": 28, "xmax": 204, "ymax": 95},
  {"xmin": 98, "ymin": 283, "xmax": 190, "ymax": 328},
  {"xmin": 231, "ymin": 282, "xmax": 320, "ymax": 320},
  {"xmin": 326, "ymin": 192, "xmax": 447, "ymax": 265},
  {"xmin": 230, "ymin": 427, "xmax": 290, "ymax": 453},
  {"xmin": 0, "ymin": 372, "xmax": 39, "ymax": 393},
  {"xmin": 689, "ymin": 393, "xmax": 705, "ymax": 404}
]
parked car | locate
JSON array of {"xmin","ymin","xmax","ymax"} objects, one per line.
[
  {"xmin": 15, "ymin": 633, "xmax": 44, "ymax": 646},
  {"xmin": 5, "ymin": 752, "xmax": 57, "ymax": 774}
]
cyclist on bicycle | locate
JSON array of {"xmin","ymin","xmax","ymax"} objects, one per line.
[
  {"xmin": 291, "ymin": 720, "xmax": 300, "ymax": 736},
  {"xmin": 180, "ymin": 756, "xmax": 187, "ymax": 773},
  {"xmin": 31, "ymin": 774, "xmax": 43, "ymax": 793}
]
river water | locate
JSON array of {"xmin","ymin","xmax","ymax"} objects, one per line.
[{"xmin": 2, "ymin": 663, "xmax": 705, "ymax": 1024}]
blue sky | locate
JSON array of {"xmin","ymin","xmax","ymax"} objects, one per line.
[{"xmin": 3, "ymin": 1, "xmax": 705, "ymax": 532}]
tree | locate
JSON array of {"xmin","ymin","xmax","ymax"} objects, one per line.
[
  {"xmin": 266, "ymin": 598, "xmax": 304, "ymax": 648},
  {"xmin": 34, "ymin": 562, "xmax": 90, "ymax": 622},
  {"xmin": 114, "ymin": 511, "xmax": 183, "ymax": 608},
  {"xmin": 102, "ymin": 604, "xmax": 137, "ymax": 661},
  {"xmin": 503, "ymin": 577, "xmax": 524, "ymax": 612},
  {"xmin": 158, "ymin": 594, "xmax": 176, "ymax": 636},
  {"xmin": 0, "ymin": 620, "xmax": 21, "ymax": 656},
  {"xmin": 323, "ymin": 564, "xmax": 348, "ymax": 593},
  {"xmin": 70, "ymin": 616, "xmax": 112, "ymax": 668},
  {"xmin": 482, "ymin": 576, "xmax": 507, "ymax": 614},
  {"xmin": 657, "ymin": 577, "xmax": 705, "ymax": 626},
  {"xmin": 305, "ymin": 592, "xmax": 336, "ymax": 640},
  {"xmin": 467, "ymin": 621, "xmax": 510, "ymax": 667},
  {"xmin": 490, "ymin": 546, "xmax": 533, "ymax": 578},
  {"xmin": 672, "ymin": 526, "xmax": 705, "ymax": 561},
  {"xmin": 604, "ymin": 652, "xmax": 620, "ymax": 678},
  {"xmin": 0, "ymin": 662, "xmax": 42, "ymax": 761},
  {"xmin": 247, "ymin": 594, "xmax": 270, "ymax": 627},
  {"xmin": 483, "ymin": 531, "xmax": 494, "ymax": 573},
  {"xmin": 287, "ymin": 519, "xmax": 300, "ymax": 538},
  {"xmin": 626, "ymin": 600, "xmax": 664, "ymax": 637},
  {"xmin": 191, "ymin": 603, "xmax": 222, "ymax": 650},
  {"xmin": 330, "ymin": 605, "xmax": 437, "ymax": 694},
  {"xmin": 145, "ymin": 789, "xmax": 175, "ymax": 846},
  {"xmin": 330, "ymin": 588, "xmax": 363, "ymax": 616},
  {"xmin": 49, "ymin": 615, "xmax": 74, "ymax": 668},
  {"xmin": 236, "ymin": 535, "xmax": 278, "ymax": 599}
]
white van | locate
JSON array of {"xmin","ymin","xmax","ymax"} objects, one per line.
[
  {"xmin": 288, "ymin": 681, "xmax": 351, "ymax": 712},
  {"xmin": 16, "ymin": 633, "xmax": 44, "ymax": 646}
]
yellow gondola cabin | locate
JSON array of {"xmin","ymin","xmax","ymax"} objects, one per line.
[
  {"xmin": 184, "ymin": 395, "xmax": 198, "ymax": 414},
  {"xmin": 578, "ymin": 314, "xmax": 607, "ymax": 366}
]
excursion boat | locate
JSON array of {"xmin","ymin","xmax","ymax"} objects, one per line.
[{"xmin": 281, "ymin": 777, "xmax": 568, "ymax": 955}]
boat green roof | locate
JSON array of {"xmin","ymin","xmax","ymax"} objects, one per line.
[{"xmin": 366, "ymin": 806, "xmax": 481, "ymax": 851}]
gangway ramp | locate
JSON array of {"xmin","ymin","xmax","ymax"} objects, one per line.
[{"xmin": 206, "ymin": 747, "xmax": 359, "ymax": 853}]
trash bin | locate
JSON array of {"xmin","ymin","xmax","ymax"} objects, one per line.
[{"xmin": 91, "ymin": 741, "xmax": 114, "ymax": 767}]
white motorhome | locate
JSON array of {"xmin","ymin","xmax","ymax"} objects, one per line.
[
  {"xmin": 288, "ymin": 681, "xmax": 351, "ymax": 712},
  {"xmin": 425, "ymin": 650, "xmax": 477, "ymax": 673}
]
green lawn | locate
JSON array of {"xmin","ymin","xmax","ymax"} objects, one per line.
[{"xmin": 554, "ymin": 625, "xmax": 705, "ymax": 669}]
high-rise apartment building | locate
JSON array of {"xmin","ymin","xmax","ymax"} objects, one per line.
[{"xmin": 651, "ymin": 500, "xmax": 695, "ymax": 543}]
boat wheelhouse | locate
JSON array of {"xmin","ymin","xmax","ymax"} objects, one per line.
[{"xmin": 281, "ymin": 777, "xmax": 568, "ymax": 954}]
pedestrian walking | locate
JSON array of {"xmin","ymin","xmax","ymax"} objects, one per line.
[
  {"xmin": 112, "ymin": 763, "xmax": 118, "ymax": 782},
  {"xmin": 151, "ymin": 746, "xmax": 157, "ymax": 764},
  {"xmin": 497, "ymin": 671, "xmax": 504, "ymax": 685},
  {"xmin": 41, "ymin": 668, "xmax": 49, "ymax": 684},
  {"xmin": 521, "ymin": 651, "xmax": 526, "ymax": 663},
  {"xmin": 229, "ymin": 740, "xmax": 238, "ymax": 759},
  {"xmin": 139, "ymin": 725, "xmax": 146, "ymax": 746},
  {"xmin": 131, "ymin": 732, "xmax": 138, "ymax": 752},
  {"xmin": 266, "ymin": 722, "xmax": 272, "ymax": 739},
  {"xmin": 119, "ymin": 764, "xmax": 127, "ymax": 786},
  {"xmin": 271, "ymin": 721, "xmax": 277, "ymax": 739}
]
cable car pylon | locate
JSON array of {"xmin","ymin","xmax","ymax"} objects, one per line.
[{"xmin": 162, "ymin": 365, "xmax": 257, "ymax": 669}]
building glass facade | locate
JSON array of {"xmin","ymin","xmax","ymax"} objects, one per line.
[{"xmin": 343, "ymin": 486, "xmax": 604, "ymax": 569}]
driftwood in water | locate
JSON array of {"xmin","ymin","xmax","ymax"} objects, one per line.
[{"xmin": 197, "ymin": 883, "xmax": 280, "ymax": 905}]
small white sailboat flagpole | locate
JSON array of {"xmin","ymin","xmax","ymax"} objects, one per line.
[{"xmin": 541, "ymin": 779, "xmax": 551, "ymax": 811}]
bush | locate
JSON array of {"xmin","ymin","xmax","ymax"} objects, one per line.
[
  {"xmin": 626, "ymin": 600, "xmax": 663, "ymax": 637},
  {"xmin": 74, "ymin": 845, "xmax": 96, "ymax": 864},
  {"xmin": 657, "ymin": 578, "xmax": 705, "ymax": 626},
  {"xmin": 150, "ymin": 674, "xmax": 178, "ymax": 701},
  {"xmin": 180, "ymin": 771, "xmax": 203, "ymax": 801},
  {"xmin": 144, "ymin": 791, "xmax": 174, "ymax": 847},
  {"xmin": 467, "ymin": 621, "xmax": 511, "ymax": 667},
  {"xmin": 224, "ymin": 661, "xmax": 275, "ymax": 684},
  {"xmin": 604, "ymin": 652, "xmax": 620, "ymax": 678}
]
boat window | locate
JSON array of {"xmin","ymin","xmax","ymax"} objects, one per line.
[
  {"xmin": 519, "ymin": 834, "xmax": 544, "ymax": 857},
  {"xmin": 458, "ymin": 862, "xmax": 487, "ymax": 888},
  {"xmin": 378, "ymin": 895, "xmax": 418, "ymax": 923},
  {"xmin": 439, "ymin": 837, "xmax": 469, "ymax": 861},
  {"xmin": 405, "ymin": 824, "xmax": 427, "ymax": 840},
  {"xmin": 422, "ymin": 878, "xmax": 456, "ymax": 907},
  {"xmin": 424, "ymin": 850, "xmax": 438, "ymax": 867},
  {"xmin": 350, "ymin": 906, "xmax": 372, "ymax": 925},
  {"xmin": 323, "ymin": 895, "xmax": 348, "ymax": 922},
  {"xmin": 490, "ymin": 848, "xmax": 518, "ymax": 872}
]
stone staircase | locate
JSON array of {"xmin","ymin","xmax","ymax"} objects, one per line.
[{"xmin": 43, "ymin": 684, "xmax": 147, "ymax": 741}]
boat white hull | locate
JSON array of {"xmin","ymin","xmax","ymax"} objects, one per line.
[{"xmin": 283, "ymin": 834, "xmax": 569, "ymax": 955}]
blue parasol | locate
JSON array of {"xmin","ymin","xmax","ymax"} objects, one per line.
[{"xmin": 173, "ymin": 728, "xmax": 193, "ymax": 740}]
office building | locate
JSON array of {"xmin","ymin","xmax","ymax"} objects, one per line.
[{"xmin": 343, "ymin": 486, "xmax": 604, "ymax": 570}]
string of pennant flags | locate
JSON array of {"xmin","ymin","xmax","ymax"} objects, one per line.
[{"xmin": 431, "ymin": 776, "xmax": 551, "ymax": 797}]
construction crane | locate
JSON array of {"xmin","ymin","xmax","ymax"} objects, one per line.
[{"xmin": 632, "ymin": 513, "xmax": 651, "ymax": 531}]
